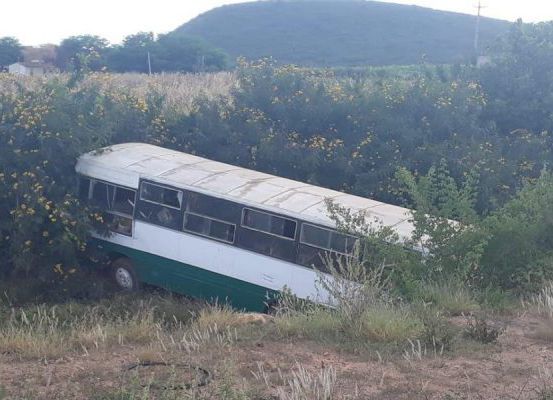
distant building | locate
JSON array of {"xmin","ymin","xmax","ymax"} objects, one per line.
[{"xmin": 8, "ymin": 60, "xmax": 49, "ymax": 76}]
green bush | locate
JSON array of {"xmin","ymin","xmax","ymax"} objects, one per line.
[{"xmin": 480, "ymin": 172, "xmax": 553, "ymax": 292}]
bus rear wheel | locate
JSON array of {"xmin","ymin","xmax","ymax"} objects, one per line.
[{"xmin": 111, "ymin": 258, "xmax": 139, "ymax": 292}]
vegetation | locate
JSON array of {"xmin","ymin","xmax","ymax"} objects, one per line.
[
  {"xmin": 3, "ymin": 21, "xmax": 553, "ymax": 296},
  {"xmin": 54, "ymin": 33, "xmax": 229, "ymax": 74},
  {"xmin": 175, "ymin": 0, "xmax": 510, "ymax": 67},
  {"xmin": 0, "ymin": 37, "xmax": 22, "ymax": 67},
  {"xmin": 1, "ymin": 283, "xmax": 551, "ymax": 399},
  {"xmin": 3, "ymin": 13, "xmax": 553, "ymax": 399}
]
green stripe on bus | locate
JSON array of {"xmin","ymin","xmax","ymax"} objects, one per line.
[{"xmin": 94, "ymin": 239, "xmax": 276, "ymax": 312}]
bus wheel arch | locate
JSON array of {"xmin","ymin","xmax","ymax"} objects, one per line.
[{"xmin": 111, "ymin": 257, "xmax": 140, "ymax": 292}]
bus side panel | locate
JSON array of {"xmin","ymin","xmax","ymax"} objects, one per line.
[
  {"xmin": 96, "ymin": 238, "xmax": 273, "ymax": 312},
  {"xmin": 94, "ymin": 221, "xmax": 332, "ymax": 311}
]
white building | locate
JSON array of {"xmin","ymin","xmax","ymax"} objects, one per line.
[{"xmin": 8, "ymin": 61, "xmax": 46, "ymax": 76}]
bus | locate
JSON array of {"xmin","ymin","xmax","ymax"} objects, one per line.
[{"xmin": 76, "ymin": 143, "xmax": 416, "ymax": 311}]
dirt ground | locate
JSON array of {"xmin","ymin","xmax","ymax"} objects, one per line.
[{"xmin": 0, "ymin": 313, "xmax": 552, "ymax": 400}]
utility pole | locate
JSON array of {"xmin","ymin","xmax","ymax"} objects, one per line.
[
  {"xmin": 147, "ymin": 51, "xmax": 152, "ymax": 76},
  {"xmin": 473, "ymin": 0, "xmax": 487, "ymax": 55}
]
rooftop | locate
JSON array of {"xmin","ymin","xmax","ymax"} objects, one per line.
[{"xmin": 76, "ymin": 143, "xmax": 416, "ymax": 242}]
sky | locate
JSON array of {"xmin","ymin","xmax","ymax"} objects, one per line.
[{"xmin": 1, "ymin": 0, "xmax": 553, "ymax": 46}]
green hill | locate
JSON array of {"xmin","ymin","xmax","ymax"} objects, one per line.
[{"xmin": 174, "ymin": 0, "xmax": 511, "ymax": 66}]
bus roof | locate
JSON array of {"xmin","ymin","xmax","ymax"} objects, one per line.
[{"xmin": 76, "ymin": 143, "xmax": 416, "ymax": 242}]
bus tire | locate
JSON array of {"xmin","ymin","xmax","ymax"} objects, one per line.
[{"xmin": 111, "ymin": 257, "xmax": 140, "ymax": 292}]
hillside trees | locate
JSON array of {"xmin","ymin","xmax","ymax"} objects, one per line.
[
  {"xmin": 149, "ymin": 33, "xmax": 228, "ymax": 72},
  {"xmin": 55, "ymin": 35, "xmax": 110, "ymax": 72},
  {"xmin": 479, "ymin": 21, "xmax": 553, "ymax": 136},
  {"xmin": 0, "ymin": 37, "xmax": 22, "ymax": 67},
  {"xmin": 107, "ymin": 32, "xmax": 155, "ymax": 73},
  {"xmin": 175, "ymin": 0, "xmax": 510, "ymax": 67},
  {"xmin": 55, "ymin": 32, "xmax": 229, "ymax": 73}
]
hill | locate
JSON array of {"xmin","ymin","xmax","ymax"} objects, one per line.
[{"xmin": 174, "ymin": 0, "xmax": 511, "ymax": 67}]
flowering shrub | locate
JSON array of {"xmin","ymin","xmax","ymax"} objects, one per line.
[{"xmin": 1, "ymin": 58, "xmax": 553, "ymax": 293}]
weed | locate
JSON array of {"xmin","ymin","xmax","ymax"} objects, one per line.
[
  {"xmin": 273, "ymin": 363, "xmax": 337, "ymax": 400},
  {"xmin": 417, "ymin": 308, "xmax": 457, "ymax": 351},
  {"xmin": 0, "ymin": 292, "xmax": 200, "ymax": 360},
  {"xmin": 463, "ymin": 315, "xmax": 504, "ymax": 344},
  {"xmin": 476, "ymin": 286, "xmax": 514, "ymax": 313},
  {"xmin": 415, "ymin": 282, "xmax": 480, "ymax": 316},
  {"xmin": 194, "ymin": 304, "xmax": 243, "ymax": 330},
  {"xmin": 533, "ymin": 282, "xmax": 553, "ymax": 318}
]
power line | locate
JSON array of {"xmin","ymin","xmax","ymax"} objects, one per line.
[{"xmin": 474, "ymin": 0, "xmax": 488, "ymax": 54}]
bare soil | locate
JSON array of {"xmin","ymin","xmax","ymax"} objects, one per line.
[{"xmin": 1, "ymin": 313, "xmax": 552, "ymax": 399}]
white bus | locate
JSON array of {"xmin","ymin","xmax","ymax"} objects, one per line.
[{"xmin": 76, "ymin": 143, "xmax": 415, "ymax": 311}]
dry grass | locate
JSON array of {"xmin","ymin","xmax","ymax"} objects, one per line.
[
  {"xmin": 193, "ymin": 304, "xmax": 244, "ymax": 331},
  {"xmin": 1, "ymin": 292, "xmax": 552, "ymax": 400},
  {"xmin": 533, "ymin": 282, "xmax": 553, "ymax": 318},
  {"xmin": 0, "ymin": 302, "xmax": 160, "ymax": 360},
  {"xmin": 276, "ymin": 363, "xmax": 337, "ymax": 400},
  {"xmin": 527, "ymin": 282, "xmax": 553, "ymax": 343},
  {"xmin": 84, "ymin": 72, "xmax": 236, "ymax": 116},
  {"xmin": 0, "ymin": 71, "xmax": 236, "ymax": 116}
]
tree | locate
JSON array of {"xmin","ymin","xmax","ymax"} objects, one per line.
[
  {"xmin": 56, "ymin": 35, "xmax": 109, "ymax": 72},
  {"xmin": 0, "ymin": 37, "xmax": 22, "ymax": 67},
  {"xmin": 479, "ymin": 21, "xmax": 553, "ymax": 135},
  {"xmin": 107, "ymin": 32, "xmax": 155, "ymax": 73},
  {"xmin": 150, "ymin": 33, "xmax": 228, "ymax": 73}
]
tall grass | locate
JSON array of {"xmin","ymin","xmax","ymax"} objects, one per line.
[
  {"xmin": 276, "ymin": 363, "xmax": 337, "ymax": 400},
  {"xmin": 414, "ymin": 281, "xmax": 480, "ymax": 316},
  {"xmin": 0, "ymin": 301, "xmax": 159, "ymax": 359},
  {"xmin": 530, "ymin": 282, "xmax": 553, "ymax": 342},
  {"xmin": 533, "ymin": 282, "xmax": 553, "ymax": 318},
  {"xmin": 274, "ymin": 252, "xmax": 424, "ymax": 347},
  {"xmin": 0, "ymin": 292, "xmax": 205, "ymax": 360}
]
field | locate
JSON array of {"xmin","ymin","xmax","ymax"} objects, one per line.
[
  {"xmin": 3, "ymin": 36, "xmax": 553, "ymax": 398},
  {"xmin": 0, "ymin": 282, "xmax": 552, "ymax": 400}
]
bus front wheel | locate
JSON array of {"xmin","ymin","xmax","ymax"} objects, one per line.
[{"xmin": 111, "ymin": 258, "xmax": 139, "ymax": 292}]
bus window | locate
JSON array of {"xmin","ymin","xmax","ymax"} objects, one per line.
[
  {"xmin": 112, "ymin": 187, "xmax": 135, "ymax": 216},
  {"xmin": 300, "ymin": 223, "xmax": 356, "ymax": 255},
  {"xmin": 184, "ymin": 212, "xmax": 235, "ymax": 244},
  {"xmin": 136, "ymin": 181, "xmax": 183, "ymax": 230},
  {"xmin": 242, "ymin": 208, "xmax": 297, "ymax": 240},
  {"xmin": 106, "ymin": 213, "xmax": 133, "ymax": 236},
  {"xmin": 81, "ymin": 177, "xmax": 136, "ymax": 236},
  {"xmin": 300, "ymin": 223, "xmax": 330, "ymax": 249},
  {"xmin": 296, "ymin": 244, "xmax": 328, "ymax": 271},
  {"xmin": 91, "ymin": 181, "xmax": 110, "ymax": 208},
  {"xmin": 298, "ymin": 223, "xmax": 357, "ymax": 270},
  {"xmin": 140, "ymin": 182, "xmax": 182, "ymax": 209},
  {"xmin": 186, "ymin": 192, "xmax": 241, "ymax": 223}
]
